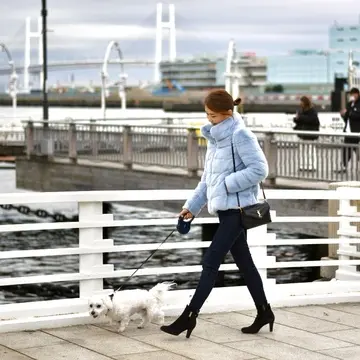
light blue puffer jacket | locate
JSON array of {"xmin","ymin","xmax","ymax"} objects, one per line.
[{"xmin": 183, "ymin": 114, "xmax": 268, "ymax": 216}]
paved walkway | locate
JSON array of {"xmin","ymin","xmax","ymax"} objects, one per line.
[{"xmin": 2, "ymin": 303, "xmax": 360, "ymax": 359}]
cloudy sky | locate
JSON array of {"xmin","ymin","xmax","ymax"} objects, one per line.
[{"xmin": 0, "ymin": 0, "xmax": 359, "ymax": 87}]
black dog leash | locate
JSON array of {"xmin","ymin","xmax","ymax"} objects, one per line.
[{"xmin": 114, "ymin": 216, "xmax": 194, "ymax": 292}]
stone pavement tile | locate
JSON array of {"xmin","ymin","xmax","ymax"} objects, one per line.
[
  {"xmin": 133, "ymin": 332, "xmax": 257, "ymax": 360},
  {"xmin": 238, "ymin": 309, "xmax": 351, "ymax": 333},
  {"xmin": 200, "ymin": 312, "xmax": 259, "ymax": 333},
  {"xmin": 114, "ymin": 349, "xmax": 191, "ymax": 360},
  {"xmin": 44, "ymin": 325, "xmax": 159, "ymax": 357},
  {"xmin": 225, "ymin": 338, "xmax": 336, "ymax": 360},
  {"xmin": 188, "ymin": 318, "xmax": 258, "ymax": 343},
  {"xmin": 320, "ymin": 328, "xmax": 360, "ymax": 345},
  {"xmin": 320, "ymin": 346, "xmax": 360, "ymax": 360},
  {"xmin": 0, "ymin": 330, "xmax": 65, "ymax": 350},
  {"xmin": 103, "ymin": 316, "xmax": 256, "ymax": 344},
  {"xmin": 0, "ymin": 345, "xmax": 33, "ymax": 360},
  {"xmin": 257, "ymin": 322, "xmax": 353, "ymax": 351},
  {"xmin": 325, "ymin": 303, "xmax": 360, "ymax": 316},
  {"xmin": 98, "ymin": 321, "xmax": 161, "ymax": 337},
  {"xmin": 20, "ymin": 342, "xmax": 114, "ymax": 360},
  {"xmin": 284, "ymin": 305, "xmax": 360, "ymax": 328}
]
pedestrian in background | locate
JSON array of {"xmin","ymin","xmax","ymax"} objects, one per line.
[
  {"xmin": 293, "ymin": 96, "xmax": 320, "ymax": 171},
  {"xmin": 335, "ymin": 87, "xmax": 360, "ymax": 173}
]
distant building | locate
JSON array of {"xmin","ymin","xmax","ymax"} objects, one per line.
[
  {"xmin": 267, "ymin": 49, "xmax": 330, "ymax": 85},
  {"xmin": 329, "ymin": 22, "xmax": 360, "ymax": 49},
  {"xmin": 328, "ymin": 22, "xmax": 360, "ymax": 78},
  {"xmin": 160, "ymin": 57, "xmax": 223, "ymax": 89},
  {"xmin": 159, "ymin": 53, "xmax": 267, "ymax": 92},
  {"xmin": 232, "ymin": 52, "xmax": 267, "ymax": 93},
  {"xmin": 267, "ymin": 20, "xmax": 360, "ymax": 87}
]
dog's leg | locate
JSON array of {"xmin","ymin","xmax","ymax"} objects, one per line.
[
  {"xmin": 117, "ymin": 317, "xmax": 130, "ymax": 333},
  {"xmin": 157, "ymin": 310, "xmax": 165, "ymax": 326},
  {"xmin": 151, "ymin": 309, "xmax": 165, "ymax": 325},
  {"xmin": 137, "ymin": 309, "xmax": 150, "ymax": 329}
]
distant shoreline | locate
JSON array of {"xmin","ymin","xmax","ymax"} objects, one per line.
[{"xmin": 0, "ymin": 94, "xmax": 329, "ymax": 113}]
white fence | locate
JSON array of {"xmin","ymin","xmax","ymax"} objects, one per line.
[
  {"xmin": 1, "ymin": 187, "xmax": 360, "ymax": 333},
  {"xmin": 0, "ymin": 120, "xmax": 25, "ymax": 144}
]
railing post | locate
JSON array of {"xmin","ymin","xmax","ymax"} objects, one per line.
[
  {"xmin": 123, "ymin": 125, "xmax": 133, "ymax": 169},
  {"xmin": 262, "ymin": 132, "xmax": 277, "ymax": 185},
  {"xmin": 166, "ymin": 118, "xmax": 174, "ymax": 151},
  {"xmin": 248, "ymin": 220, "xmax": 276, "ymax": 287},
  {"xmin": 68, "ymin": 122, "xmax": 77, "ymax": 163},
  {"xmin": 78, "ymin": 201, "xmax": 114, "ymax": 298},
  {"xmin": 187, "ymin": 127, "xmax": 199, "ymax": 177},
  {"xmin": 25, "ymin": 120, "xmax": 34, "ymax": 159},
  {"xmin": 90, "ymin": 119, "xmax": 98, "ymax": 157},
  {"xmin": 335, "ymin": 185, "xmax": 360, "ymax": 280}
]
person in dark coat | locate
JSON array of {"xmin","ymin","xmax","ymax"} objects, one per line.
[
  {"xmin": 335, "ymin": 87, "xmax": 360, "ymax": 173},
  {"xmin": 293, "ymin": 96, "xmax": 320, "ymax": 171}
]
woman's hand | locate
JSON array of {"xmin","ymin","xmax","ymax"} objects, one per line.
[{"xmin": 178, "ymin": 208, "xmax": 193, "ymax": 220}]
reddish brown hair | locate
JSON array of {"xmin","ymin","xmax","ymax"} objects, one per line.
[
  {"xmin": 300, "ymin": 95, "xmax": 312, "ymax": 110},
  {"xmin": 204, "ymin": 89, "xmax": 241, "ymax": 113}
]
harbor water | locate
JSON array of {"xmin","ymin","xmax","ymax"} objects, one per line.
[{"xmin": 0, "ymin": 168, "xmax": 318, "ymax": 305}]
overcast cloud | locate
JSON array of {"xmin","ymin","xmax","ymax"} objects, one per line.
[{"xmin": 0, "ymin": 0, "xmax": 359, "ymax": 86}]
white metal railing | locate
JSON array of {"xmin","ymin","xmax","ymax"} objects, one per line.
[
  {"xmin": 19, "ymin": 111, "xmax": 345, "ymax": 129},
  {"xmin": 1, "ymin": 187, "xmax": 360, "ymax": 333},
  {"xmin": 0, "ymin": 111, "xmax": 346, "ymax": 146}
]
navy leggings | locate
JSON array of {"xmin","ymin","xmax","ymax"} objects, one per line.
[{"xmin": 189, "ymin": 209, "xmax": 268, "ymax": 312}]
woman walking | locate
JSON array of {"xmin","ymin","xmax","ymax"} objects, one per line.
[
  {"xmin": 293, "ymin": 96, "xmax": 320, "ymax": 171},
  {"xmin": 160, "ymin": 89, "xmax": 274, "ymax": 338}
]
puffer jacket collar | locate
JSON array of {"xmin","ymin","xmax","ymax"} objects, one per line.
[{"xmin": 201, "ymin": 116, "xmax": 235, "ymax": 143}]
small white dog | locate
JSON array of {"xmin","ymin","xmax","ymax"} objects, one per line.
[{"xmin": 88, "ymin": 282, "xmax": 176, "ymax": 333}]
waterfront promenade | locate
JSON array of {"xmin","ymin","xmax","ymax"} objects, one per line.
[
  {"xmin": 1, "ymin": 188, "xmax": 360, "ymax": 359},
  {"xmin": 2, "ymin": 303, "xmax": 360, "ymax": 360}
]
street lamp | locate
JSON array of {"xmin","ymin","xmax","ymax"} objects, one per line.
[
  {"xmin": 0, "ymin": 43, "xmax": 18, "ymax": 116},
  {"xmin": 101, "ymin": 41, "xmax": 128, "ymax": 119},
  {"xmin": 41, "ymin": 0, "xmax": 49, "ymax": 125}
]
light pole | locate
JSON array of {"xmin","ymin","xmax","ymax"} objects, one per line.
[
  {"xmin": 0, "ymin": 43, "xmax": 18, "ymax": 117},
  {"xmin": 101, "ymin": 41, "xmax": 127, "ymax": 119},
  {"xmin": 41, "ymin": 0, "xmax": 49, "ymax": 125}
]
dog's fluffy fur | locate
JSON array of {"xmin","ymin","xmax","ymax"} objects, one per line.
[{"xmin": 88, "ymin": 282, "xmax": 176, "ymax": 333}]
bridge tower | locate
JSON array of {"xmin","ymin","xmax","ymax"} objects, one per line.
[
  {"xmin": 154, "ymin": 3, "xmax": 176, "ymax": 84},
  {"xmin": 24, "ymin": 16, "xmax": 42, "ymax": 92}
]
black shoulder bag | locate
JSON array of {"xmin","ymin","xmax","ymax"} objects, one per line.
[{"xmin": 231, "ymin": 141, "xmax": 272, "ymax": 229}]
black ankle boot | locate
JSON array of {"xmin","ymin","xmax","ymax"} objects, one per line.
[
  {"xmin": 160, "ymin": 305, "xmax": 198, "ymax": 338},
  {"xmin": 241, "ymin": 303, "xmax": 275, "ymax": 334}
]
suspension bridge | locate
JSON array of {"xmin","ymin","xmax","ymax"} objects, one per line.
[{"xmin": 0, "ymin": 3, "xmax": 196, "ymax": 92}]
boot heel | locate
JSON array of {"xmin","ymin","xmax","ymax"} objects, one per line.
[
  {"xmin": 269, "ymin": 321, "xmax": 274, "ymax": 332},
  {"xmin": 186, "ymin": 326, "xmax": 194, "ymax": 338},
  {"xmin": 160, "ymin": 305, "xmax": 198, "ymax": 338}
]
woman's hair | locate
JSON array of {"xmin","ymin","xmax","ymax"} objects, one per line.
[
  {"xmin": 204, "ymin": 89, "xmax": 241, "ymax": 113},
  {"xmin": 300, "ymin": 95, "xmax": 312, "ymax": 110}
]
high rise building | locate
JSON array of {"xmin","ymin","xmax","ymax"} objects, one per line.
[
  {"xmin": 267, "ymin": 20, "xmax": 360, "ymax": 86},
  {"xmin": 329, "ymin": 22, "xmax": 360, "ymax": 49}
]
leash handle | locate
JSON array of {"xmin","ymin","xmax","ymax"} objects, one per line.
[
  {"xmin": 179, "ymin": 215, "xmax": 194, "ymax": 222},
  {"xmin": 177, "ymin": 215, "xmax": 194, "ymax": 235}
]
